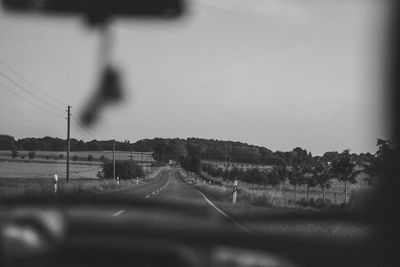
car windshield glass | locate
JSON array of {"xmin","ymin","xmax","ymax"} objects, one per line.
[{"xmin": 0, "ymin": 0, "xmax": 391, "ymax": 239}]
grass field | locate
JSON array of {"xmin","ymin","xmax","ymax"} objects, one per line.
[
  {"xmin": 0, "ymin": 161, "xmax": 100, "ymax": 179},
  {"xmin": 0, "ymin": 150, "xmax": 154, "ymax": 163},
  {"xmin": 182, "ymin": 169, "xmax": 374, "ymax": 209},
  {"xmin": 179, "ymin": 170, "xmax": 374, "ymax": 240},
  {"xmin": 201, "ymin": 169, "xmax": 372, "ymax": 205},
  {"xmin": 0, "ymin": 167, "xmax": 164, "ymax": 201}
]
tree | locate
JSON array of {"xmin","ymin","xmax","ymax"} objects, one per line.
[
  {"xmin": 331, "ymin": 150, "xmax": 360, "ymax": 204},
  {"xmin": 242, "ymin": 168, "xmax": 263, "ymax": 185},
  {"xmin": 28, "ymin": 151, "xmax": 35, "ymax": 161},
  {"xmin": 288, "ymin": 163, "xmax": 306, "ymax": 202},
  {"xmin": 298, "ymin": 162, "xmax": 315, "ymax": 201},
  {"xmin": 312, "ymin": 160, "xmax": 332, "ymax": 204},
  {"xmin": 266, "ymin": 168, "xmax": 282, "ymax": 186},
  {"xmin": 273, "ymin": 158, "xmax": 290, "ymax": 192},
  {"xmin": 181, "ymin": 155, "xmax": 201, "ymax": 174},
  {"xmin": 364, "ymin": 139, "xmax": 392, "ymax": 184},
  {"xmin": 10, "ymin": 147, "xmax": 18, "ymax": 159}
]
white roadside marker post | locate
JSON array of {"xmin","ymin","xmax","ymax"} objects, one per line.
[
  {"xmin": 136, "ymin": 176, "xmax": 139, "ymax": 184},
  {"xmin": 54, "ymin": 174, "xmax": 58, "ymax": 194},
  {"xmin": 232, "ymin": 180, "xmax": 238, "ymax": 204},
  {"xmin": 116, "ymin": 176, "xmax": 120, "ymax": 185}
]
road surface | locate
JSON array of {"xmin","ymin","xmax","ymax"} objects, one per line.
[{"xmin": 108, "ymin": 167, "xmax": 251, "ymax": 233}]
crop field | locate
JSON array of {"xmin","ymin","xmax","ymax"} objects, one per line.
[{"xmin": 0, "ymin": 161, "xmax": 100, "ymax": 179}]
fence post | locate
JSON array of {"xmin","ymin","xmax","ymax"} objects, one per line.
[
  {"xmin": 54, "ymin": 174, "xmax": 58, "ymax": 194},
  {"xmin": 232, "ymin": 180, "xmax": 238, "ymax": 204}
]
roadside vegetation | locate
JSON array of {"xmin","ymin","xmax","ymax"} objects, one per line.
[
  {"xmin": 179, "ymin": 139, "xmax": 390, "ymax": 211},
  {"xmin": 0, "ymin": 165, "xmax": 164, "ymax": 200}
]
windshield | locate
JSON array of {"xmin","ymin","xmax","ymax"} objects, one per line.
[{"xmin": 0, "ymin": 0, "xmax": 392, "ymax": 258}]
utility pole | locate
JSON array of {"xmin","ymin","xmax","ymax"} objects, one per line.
[
  {"xmin": 66, "ymin": 105, "xmax": 71, "ymax": 183},
  {"xmin": 113, "ymin": 139, "xmax": 115, "ymax": 180}
]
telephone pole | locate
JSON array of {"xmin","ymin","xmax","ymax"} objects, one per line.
[
  {"xmin": 113, "ymin": 139, "xmax": 115, "ymax": 180},
  {"xmin": 66, "ymin": 105, "xmax": 71, "ymax": 183}
]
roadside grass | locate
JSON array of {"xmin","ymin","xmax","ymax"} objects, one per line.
[
  {"xmin": 180, "ymin": 170, "xmax": 374, "ymax": 239},
  {"xmin": 0, "ymin": 178, "xmax": 130, "ymax": 199},
  {"xmin": 193, "ymin": 183, "xmax": 291, "ymax": 208},
  {"xmin": 0, "ymin": 167, "xmax": 165, "ymax": 200},
  {"xmin": 181, "ymin": 170, "xmax": 372, "ymax": 211}
]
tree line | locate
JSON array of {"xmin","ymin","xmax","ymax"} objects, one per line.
[
  {"xmin": 200, "ymin": 140, "xmax": 391, "ymax": 204},
  {"xmin": 1, "ymin": 134, "xmax": 376, "ymax": 167},
  {"xmin": 0, "ymin": 135, "xmax": 133, "ymax": 152}
]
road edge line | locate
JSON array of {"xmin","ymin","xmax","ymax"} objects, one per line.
[
  {"xmin": 112, "ymin": 210, "xmax": 125, "ymax": 216},
  {"xmin": 195, "ymin": 188, "xmax": 253, "ymax": 235},
  {"xmin": 95, "ymin": 169, "xmax": 167, "ymax": 195}
]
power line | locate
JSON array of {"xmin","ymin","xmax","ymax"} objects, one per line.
[
  {"xmin": 71, "ymin": 121, "xmax": 92, "ymax": 141},
  {"xmin": 71, "ymin": 119, "xmax": 97, "ymax": 141},
  {"xmin": 0, "ymin": 69, "xmax": 62, "ymax": 112},
  {"xmin": 72, "ymin": 115, "xmax": 101, "ymax": 141},
  {"xmin": 0, "ymin": 80, "xmax": 65, "ymax": 119},
  {"xmin": 0, "ymin": 59, "xmax": 69, "ymax": 106}
]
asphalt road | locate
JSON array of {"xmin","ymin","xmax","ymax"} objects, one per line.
[{"xmin": 109, "ymin": 167, "xmax": 251, "ymax": 233}]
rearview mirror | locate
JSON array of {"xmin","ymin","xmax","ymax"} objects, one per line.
[{"xmin": 2, "ymin": 0, "xmax": 185, "ymax": 23}]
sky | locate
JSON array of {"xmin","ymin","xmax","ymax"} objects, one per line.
[{"xmin": 0, "ymin": 0, "xmax": 390, "ymax": 155}]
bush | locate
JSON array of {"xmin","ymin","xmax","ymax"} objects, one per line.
[
  {"xmin": 297, "ymin": 198, "xmax": 309, "ymax": 207},
  {"xmin": 181, "ymin": 155, "xmax": 201, "ymax": 173},
  {"xmin": 10, "ymin": 148, "xmax": 18, "ymax": 159},
  {"xmin": 102, "ymin": 160, "xmax": 144, "ymax": 180},
  {"xmin": 312, "ymin": 198, "xmax": 331, "ymax": 209},
  {"xmin": 349, "ymin": 188, "xmax": 377, "ymax": 212},
  {"xmin": 88, "ymin": 155, "xmax": 93, "ymax": 162},
  {"xmin": 46, "ymin": 155, "xmax": 50, "ymax": 160},
  {"xmin": 72, "ymin": 155, "xmax": 78, "ymax": 161},
  {"xmin": 58, "ymin": 154, "xmax": 64, "ymax": 160},
  {"xmin": 296, "ymin": 197, "xmax": 332, "ymax": 209},
  {"xmin": 28, "ymin": 151, "xmax": 35, "ymax": 160}
]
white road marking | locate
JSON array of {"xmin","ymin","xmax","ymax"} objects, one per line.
[
  {"xmin": 195, "ymin": 189, "xmax": 253, "ymax": 234},
  {"xmin": 113, "ymin": 210, "xmax": 125, "ymax": 217},
  {"xmin": 144, "ymin": 170, "xmax": 171, "ymax": 199}
]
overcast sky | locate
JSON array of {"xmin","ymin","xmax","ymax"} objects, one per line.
[{"xmin": 0, "ymin": 0, "xmax": 390, "ymax": 155}]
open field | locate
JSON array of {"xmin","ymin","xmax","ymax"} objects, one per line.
[
  {"xmin": 0, "ymin": 150, "xmax": 154, "ymax": 163},
  {"xmin": 0, "ymin": 167, "xmax": 164, "ymax": 201},
  {"xmin": 0, "ymin": 161, "xmax": 100, "ymax": 179},
  {"xmin": 202, "ymin": 159, "xmax": 273, "ymax": 171}
]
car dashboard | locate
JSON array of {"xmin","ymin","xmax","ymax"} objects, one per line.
[{"xmin": 0, "ymin": 195, "xmax": 382, "ymax": 267}]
